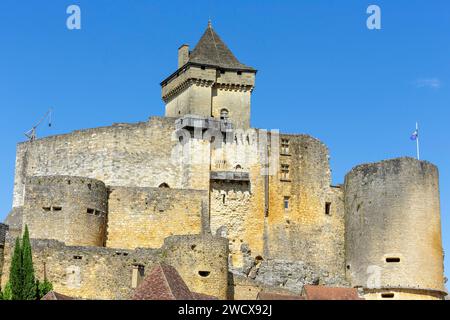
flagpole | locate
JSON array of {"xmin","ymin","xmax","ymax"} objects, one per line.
[{"xmin": 416, "ymin": 122, "xmax": 420, "ymax": 160}]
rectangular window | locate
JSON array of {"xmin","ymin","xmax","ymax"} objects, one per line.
[
  {"xmin": 42, "ymin": 207, "xmax": 51, "ymax": 212},
  {"xmin": 325, "ymin": 202, "xmax": 331, "ymax": 215},
  {"xmin": 281, "ymin": 164, "xmax": 290, "ymax": 180},
  {"xmin": 87, "ymin": 208, "xmax": 94, "ymax": 214},
  {"xmin": 52, "ymin": 206, "xmax": 62, "ymax": 211},
  {"xmin": 281, "ymin": 139, "xmax": 290, "ymax": 154},
  {"xmin": 284, "ymin": 197, "xmax": 290, "ymax": 210},
  {"xmin": 386, "ymin": 257, "xmax": 401, "ymax": 263},
  {"xmin": 381, "ymin": 293, "xmax": 395, "ymax": 299}
]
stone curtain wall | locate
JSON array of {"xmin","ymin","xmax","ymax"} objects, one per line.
[
  {"xmin": 106, "ymin": 187, "xmax": 208, "ymax": 249},
  {"xmin": 209, "ymin": 133, "xmax": 346, "ymax": 284},
  {"xmin": 209, "ymin": 129, "xmax": 266, "ymax": 268},
  {"xmin": 23, "ymin": 176, "xmax": 108, "ymax": 247},
  {"xmin": 264, "ymin": 134, "xmax": 346, "ymax": 282},
  {"xmin": 1, "ymin": 235, "xmax": 229, "ymax": 300},
  {"xmin": 12, "ymin": 117, "xmax": 185, "ymax": 208},
  {"xmin": 344, "ymin": 157, "xmax": 445, "ymax": 299}
]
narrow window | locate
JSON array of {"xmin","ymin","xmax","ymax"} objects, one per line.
[
  {"xmin": 73, "ymin": 255, "xmax": 82, "ymax": 260},
  {"xmin": 281, "ymin": 139, "xmax": 290, "ymax": 154},
  {"xmin": 381, "ymin": 293, "xmax": 395, "ymax": 299},
  {"xmin": 222, "ymin": 194, "xmax": 226, "ymax": 204},
  {"xmin": 386, "ymin": 257, "xmax": 401, "ymax": 263},
  {"xmin": 325, "ymin": 202, "xmax": 331, "ymax": 215},
  {"xmin": 284, "ymin": 197, "xmax": 290, "ymax": 210},
  {"xmin": 52, "ymin": 206, "xmax": 62, "ymax": 211},
  {"xmin": 281, "ymin": 164, "xmax": 290, "ymax": 180},
  {"xmin": 87, "ymin": 183, "xmax": 92, "ymax": 190}
]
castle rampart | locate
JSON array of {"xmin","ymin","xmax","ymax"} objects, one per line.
[
  {"xmin": 0, "ymin": 234, "xmax": 229, "ymax": 300},
  {"xmin": 12, "ymin": 117, "xmax": 184, "ymax": 209},
  {"xmin": 1, "ymin": 23, "xmax": 445, "ymax": 301},
  {"xmin": 106, "ymin": 186, "xmax": 208, "ymax": 249}
]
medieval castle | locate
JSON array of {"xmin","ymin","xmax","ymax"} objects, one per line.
[{"xmin": 0, "ymin": 22, "xmax": 446, "ymax": 300}]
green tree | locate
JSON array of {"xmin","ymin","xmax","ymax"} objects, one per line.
[
  {"xmin": 37, "ymin": 278, "xmax": 53, "ymax": 299},
  {"xmin": 9, "ymin": 237, "xmax": 23, "ymax": 300},
  {"xmin": 6, "ymin": 226, "xmax": 53, "ymax": 300},
  {"xmin": 21, "ymin": 225, "xmax": 36, "ymax": 300},
  {"xmin": 2, "ymin": 282, "xmax": 12, "ymax": 300}
]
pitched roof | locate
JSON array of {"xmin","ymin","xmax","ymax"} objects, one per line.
[
  {"xmin": 41, "ymin": 291, "xmax": 75, "ymax": 300},
  {"xmin": 188, "ymin": 22, "xmax": 254, "ymax": 71},
  {"xmin": 132, "ymin": 263, "xmax": 194, "ymax": 300},
  {"xmin": 303, "ymin": 285, "xmax": 363, "ymax": 300},
  {"xmin": 257, "ymin": 292, "xmax": 305, "ymax": 300},
  {"xmin": 191, "ymin": 292, "xmax": 219, "ymax": 300}
]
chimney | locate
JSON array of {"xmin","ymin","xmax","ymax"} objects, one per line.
[{"xmin": 178, "ymin": 44, "xmax": 189, "ymax": 68}]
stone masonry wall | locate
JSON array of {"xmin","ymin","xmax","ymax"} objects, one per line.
[
  {"xmin": 264, "ymin": 134, "xmax": 346, "ymax": 282},
  {"xmin": 12, "ymin": 117, "xmax": 189, "ymax": 209},
  {"xmin": 0, "ymin": 223, "xmax": 7, "ymax": 286},
  {"xmin": 1, "ymin": 234, "xmax": 229, "ymax": 300},
  {"xmin": 23, "ymin": 176, "xmax": 108, "ymax": 247},
  {"xmin": 345, "ymin": 157, "xmax": 445, "ymax": 297},
  {"xmin": 106, "ymin": 186, "xmax": 207, "ymax": 249}
]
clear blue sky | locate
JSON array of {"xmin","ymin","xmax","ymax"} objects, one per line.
[{"xmin": 0, "ymin": 1, "xmax": 449, "ymax": 282}]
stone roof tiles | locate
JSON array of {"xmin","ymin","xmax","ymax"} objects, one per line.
[
  {"xmin": 132, "ymin": 263, "xmax": 194, "ymax": 300},
  {"xmin": 303, "ymin": 285, "xmax": 363, "ymax": 300},
  {"xmin": 188, "ymin": 22, "xmax": 254, "ymax": 71},
  {"xmin": 41, "ymin": 291, "xmax": 75, "ymax": 300}
]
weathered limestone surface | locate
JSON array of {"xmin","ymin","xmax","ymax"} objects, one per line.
[
  {"xmin": 23, "ymin": 176, "xmax": 108, "ymax": 247},
  {"xmin": 106, "ymin": 187, "xmax": 207, "ymax": 249},
  {"xmin": 1, "ymin": 23, "xmax": 445, "ymax": 301},
  {"xmin": 1, "ymin": 234, "xmax": 228, "ymax": 300},
  {"xmin": 345, "ymin": 157, "xmax": 445, "ymax": 299}
]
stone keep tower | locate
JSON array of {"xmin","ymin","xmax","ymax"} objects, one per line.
[
  {"xmin": 344, "ymin": 158, "xmax": 445, "ymax": 300},
  {"xmin": 161, "ymin": 22, "xmax": 256, "ymax": 129}
]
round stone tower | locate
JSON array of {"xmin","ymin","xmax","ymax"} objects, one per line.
[
  {"xmin": 344, "ymin": 157, "xmax": 445, "ymax": 300},
  {"xmin": 23, "ymin": 176, "xmax": 108, "ymax": 247}
]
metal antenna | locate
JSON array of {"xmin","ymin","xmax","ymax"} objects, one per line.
[{"xmin": 25, "ymin": 108, "xmax": 53, "ymax": 141}]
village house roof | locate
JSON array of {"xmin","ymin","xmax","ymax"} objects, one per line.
[
  {"xmin": 302, "ymin": 285, "xmax": 363, "ymax": 300},
  {"xmin": 41, "ymin": 291, "xmax": 75, "ymax": 300},
  {"xmin": 132, "ymin": 263, "xmax": 217, "ymax": 300}
]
